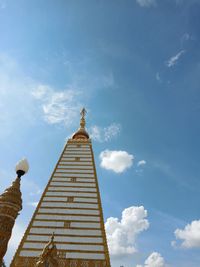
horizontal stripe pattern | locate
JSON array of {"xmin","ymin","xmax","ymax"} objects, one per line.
[
  {"xmin": 48, "ymin": 187, "xmax": 97, "ymax": 192},
  {"xmin": 23, "ymin": 242, "xmax": 104, "ymax": 251},
  {"xmin": 66, "ymin": 252, "xmax": 105, "ymax": 260},
  {"xmin": 19, "ymin": 251, "xmax": 105, "ymax": 260},
  {"xmin": 53, "ymin": 173, "xmax": 94, "ymax": 177},
  {"xmin": 38, "ymin": 208, "xmax": 100, "ymax": 215},
  {"xmin": 32, "ymin": 221, "xmax": 100, "ymax": 228},
  {"xmin": 35, "ymin": 214, "xmax": 100, "ymax": 221},
  {"xmin": 45, "ymin": 192, "xmax": 97, "ymax": 197},
  {"xmin": 26, "ymin": 235, "xmax": 103, "ymax": 243},
  {"xmin": 71, "ymin": 222, "xmax": 101, "ymax": 228},
  {"xmin": 74, "ymin": 197, "xmax": 98, "ymax": 203},
  {"xmin": 63, "ymin": 153, "xmax": 91, "ymax": 156},
  {"xmin": 55, "ymin": 169, "xmax": 94, "ymax": 173},
  {"xmin": 51, "ymin": 178, "xmax": 95, "ymax": 182},
  {"xmin": 62, "ymin": 155, "xmax": 92, "ymax": 159},
  {"xmin": 16, "ymin": 141, "xmax": 109, "ymax": 262},
  {"xmin": 60, "ymin": 158, "xmax": 92, "ymax": 162},
  {"xmin": 50, "ymin": 182, "xmax": 95, "ymax": 187},
  {"xmin": 59, "ymin": 161, "xmax": 93, "ymax": 165},
  {"xmin": 43, "ymin": 197, "xmax": 98, "ymax": 203},
  {"xmin": 65, "ymin": 148, "xmax": 90, "ymax": 151},
  {"xmin": 29, "ymin": 228, "xmax": 102, "ymax": 236},
  {"xmin": 40, "ymin": 202, "xmax": 98, "ymax": 209},
  {"xmin": 20, "ymin": 251, "xmax": 40, "ymax": 257},
  {"xmin": 33, "ymin": 221, "xmax": 64, "ymax": 227},
  {"xmin": 57, "ymin": 165, "xmax": 93, "ymax": 169},
  {"xmin": 67, "ymin": 146, "xmax": 90, "ymax": 148}
]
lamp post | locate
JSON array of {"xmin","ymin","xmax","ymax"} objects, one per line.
[{"xmin": 0, "ymin": 158, "xmax": 29, "ymax": 265}]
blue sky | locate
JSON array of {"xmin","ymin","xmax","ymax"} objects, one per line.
[{"xmin": 0, "ymin": 0, "xmax": 200, "ymax": 266}]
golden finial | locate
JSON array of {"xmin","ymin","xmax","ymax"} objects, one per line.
[
  {"xmin": 80, "ymin": 107, "xmax": 87, "ymax": 119},
  {"xmin": 80, "ymin": 108, "xmax": 87, "ymax": 129},
  {"xmin": 72, "ymin": 107, "xmax": 89, "ymax": 140}
]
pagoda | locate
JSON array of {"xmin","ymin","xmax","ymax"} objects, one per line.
[{"xmin": 11, "ymin": 109, "xmax": 111, "ymax": 267}]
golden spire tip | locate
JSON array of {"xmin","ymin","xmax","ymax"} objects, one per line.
[{"xmin": 80, "ymin": 107, "xmax": 87, "ymax": 119}]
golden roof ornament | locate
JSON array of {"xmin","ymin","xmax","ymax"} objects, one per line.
[
  {"xmin": 0, "ymin": 177, "xmax": 22, "ymax": 209},
  {"xmin": 80, "ymin": 107, "xmax": 86, "ymax": 128},
  {"xmin": 0, "ymin": 159, "xmax": 29, "ymax": 208},
  {"xmin": 72, "ymin": 108, "xmax": 89, "ymax": 140},
  {"xmin": 35, "ymin": 233, "xmax": 59, "ymax": 267},
  {"xmin": 0, "ymin": 158, "xmax": 29, "ymax": 266}
]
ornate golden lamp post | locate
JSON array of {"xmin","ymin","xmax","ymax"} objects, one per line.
[{"xmin": 0, "ymin": 159, "xmax": 29, "ymax": 265}]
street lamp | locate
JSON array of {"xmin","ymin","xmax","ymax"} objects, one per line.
[
  {"xmin": 0, "ymin": 158, "xmax": 29, "ymax": 265},
  {"xmin": 15, "ymin": 158, "xmax": 29, "ymax": 177}
]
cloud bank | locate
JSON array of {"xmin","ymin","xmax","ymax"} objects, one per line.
[
  {"xmin": 173, "ymin": 220, "xmax": 200, "ymax": 248},
  {"xmin": 105, "ymin": 206, "xmax": 149, "ymax": 256},
  {"xmin": 136, "ymin": 252, "xmax": 167, "ymax": 267}
]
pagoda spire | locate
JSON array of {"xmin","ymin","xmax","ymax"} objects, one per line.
[
  {"xmin": 80, "ymin": 107, "xmax": 87, "ymax": 129},
  {"xmin": 72, "ymin": 108, "xmax": 89, "ymax": 140}
]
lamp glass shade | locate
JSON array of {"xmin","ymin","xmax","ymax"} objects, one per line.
[{"xmin": 15, "ymin": 158, "xmax": 29, "ymax": 174}]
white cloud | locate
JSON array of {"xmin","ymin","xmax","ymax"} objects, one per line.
[
  {"xmin": 90, "ymin": 123, "xmax": 121, "ymax": 142},
  {"xmin": 105, "ymin": 206, "xmax": 149, "ymax": 256},
  {"xmin": 0, "ymin": 53, "xmax": 115, "ymax": 136},
  {"xmin": 166, "ymin": 50, "xmax": 185, "ymax": 67},
  {"xmin": 0, "ymin": 54, "xmax": 83, "ymax": 135},
  {"xmin": 173, "ymin": 220, "xmax": 200, "ymax": 248},
  {"xmin": 31, "ymin": 85, "xmax": 82, "ymax": 126},
  {"xmin": 137, "ymin": 160, "xmax": 146, "ymax": 167},
  {"xmin": 100, "ymin": 150, "xmax": 134, "ymax": 173},
  {"xmin": 136, "ymin": 252, "xmax": 167, "ymax": 267},
  {"xmin": 136, "ymin": 0, "xmax": 156, "ymax": 8}
]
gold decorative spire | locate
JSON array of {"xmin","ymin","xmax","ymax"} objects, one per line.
[
  {"xmin": 35, "ymin": 233, "xmax": 59, "ymax": 267},
  {"xmin": 80, "ymin": 107, "xmax": 87, "ymax": 129},
  {"xmin": 80, "ymin": 107, "xmax": 87, "ymax": 119},
  {"xmin": 72, "ymin": 107, "xmax": 89, "ymax": 140},
  {"xmin": 0, "ymin": 158, "xmax": 29, "ymax": 266},
  {"xmin": 0, "ymin": 177, "xmax": 22, "ymax": 209},
  {"xmin": 0, "ymin": 178, "xmax": 22, "ymax": 265}
]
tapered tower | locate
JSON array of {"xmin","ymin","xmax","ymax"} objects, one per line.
[
  {"xmin": 11, "ymin": 109, "xmax": 110, "ymax": 267},
  {"xmin": 0, "ymin": 159, "xmax": 29, "ymax": 265}
]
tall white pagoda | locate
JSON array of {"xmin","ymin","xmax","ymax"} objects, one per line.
[{"xmin": 11, "ymin": 109, "xmax": 111, "ymax": 267}]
